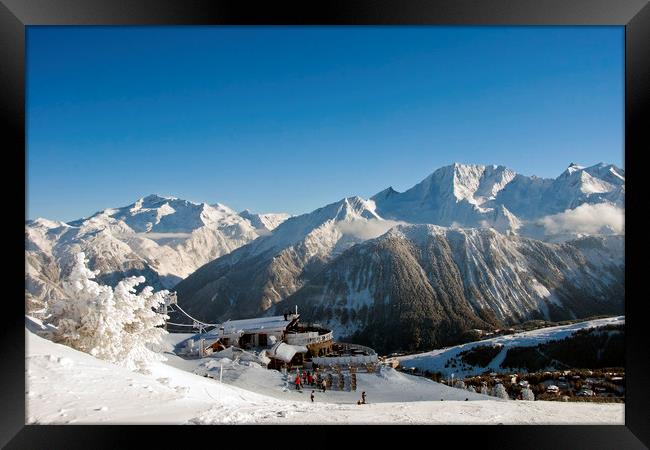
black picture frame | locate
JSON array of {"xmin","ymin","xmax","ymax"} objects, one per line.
[{"xmin": 3, "ymin": 0, "xmax": 648, "ymax": 448}]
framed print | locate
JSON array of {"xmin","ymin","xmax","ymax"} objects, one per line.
[{"xmin": 3, "ymin": 0, "xmax": 649, "ymax": 448}]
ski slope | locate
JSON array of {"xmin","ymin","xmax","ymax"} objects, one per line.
[
  {"xmin": 396, "ymin": 316, "xmax": 624, "ymax": 377},
  {"xmin": 26, "ymin": 326, "xmax": 623, "ymax": 424}
]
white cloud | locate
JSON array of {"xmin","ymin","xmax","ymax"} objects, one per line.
[
  {"xmin": 336, "ymin": 219, "xmax": 407, "ymax": 240},
  {"xmin": 537, "ymin": 203, "xmax": 624, "ymax": 236}
]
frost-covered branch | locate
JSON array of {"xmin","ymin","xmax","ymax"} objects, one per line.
[{"xmin": 45, "ymin": 252, "xmax": 169, "ymax": 370}]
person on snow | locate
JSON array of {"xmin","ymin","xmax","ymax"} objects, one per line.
[
  {"xmin": 361, "ymin": 391, "xmax": 366, "ymax": 404},
  {"xmin": 295, "ymin": 374, "xmax": 302, "ymax": 390},
  {"xmin": 307, "ymin": 372, "xmax": 313, "ymax": 386},
  {"xmin": 311, "ymin": 391, "xmax": 315, "ymax": 403},
  {"xmin": 321, "ymin": 378, "xmax": 327, "ymax": 392}
]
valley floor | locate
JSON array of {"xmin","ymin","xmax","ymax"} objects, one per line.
[{"xmin": 25, "ymin": 326, "xmax": 624, "ymax": 425}]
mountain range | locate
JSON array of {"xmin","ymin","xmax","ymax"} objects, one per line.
[
  {"xmin": 26, "ymin": 162, "xmax": 624, "ymax": 353},
  {"xmin": 25, "ymin": 195, "xmax": 289, "ymax": 313}
]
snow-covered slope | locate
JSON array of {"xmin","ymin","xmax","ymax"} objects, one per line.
[
  {"xmin": 25, "ymin": 324, "xmax": 623, "ymax": 424},
  {"xmin": 274, "ymin": 225, "xmax": 623, "ymax": 353},
  {"xmin": 25, "ymin": 195, "xmax": 288, "ymax": 313},
  {"xmin": 396, "ymin": 316, "xmax": 624, "ymax": 377}
]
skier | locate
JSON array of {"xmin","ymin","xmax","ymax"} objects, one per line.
[
  {"xmin": 311, "ymin": 391, "xmax": 315, "ymax": 403},
  {"xmin": 361, "ymin": 391, "xmax": 366, "ymax": 404},
  {"xmin": 295, "ymin": 373, "xmax": 302, "ymax": 391},
  {"xmin": 307, "ymin": 372, "xmax": 313, "ymax": 386},
  {"xmin": 321, "ymin": 378, "xmax": 327, "ymax": 393}
]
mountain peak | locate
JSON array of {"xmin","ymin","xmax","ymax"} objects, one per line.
[
  {"xmin": 564, "ymin": 163, "xmax": 585, "ymax": 176},
  {"xmin": 141, "ymin": 194, "xmax": 177, "ymax": 202},
  {"xmin": 29, "ymin": 217, "xmax": 70, "ymax": 229},
  {"xmin": 371, "ymin": 186, "xmax": 398, "ymax": 201}
]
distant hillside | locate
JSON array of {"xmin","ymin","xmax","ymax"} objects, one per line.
[{"xmin": 396, "ymin": 316, "xmax": 624, "ymax": 377}]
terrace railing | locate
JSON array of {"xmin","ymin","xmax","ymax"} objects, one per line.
[{"xmin": 286, "ymin": 331, "xmax": 334, "ymax": 346}]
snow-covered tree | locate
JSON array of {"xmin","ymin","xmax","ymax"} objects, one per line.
[
  {"xmin": 521, "ymin": 386, "xmax": 535, "ymax": 401},
  {"xmin": 467, "ymin": 385, "xmax": 476, "ymax": 393},
  {"xmin": 492, "ymin": 383, "xmax": 509, "ymax": 400},
  {"xmin": 453, "ymin": 379, "xmax": 466, "ymax": 390},
  {"xmin": 480, "ymin": 383, "xmax": 489, "ymax": 395},
  {"xmin": 45, "ymin": 252, "xmax": 169, "ymax": 370}
]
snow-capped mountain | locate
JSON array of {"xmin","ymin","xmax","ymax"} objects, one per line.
[
  {"xmin": 238, "ymin": 210, "xmax": 291, "ymax": 234},
  {"xmin": 28, "ymin": 161, "xmax": 624, "ymax": 354},
  {"xmin": 372, "ymin": 163, "xmax": 518, "ymax": 231},
  {"xmin": 174, "ymin": 196, "xmax": 392, "ymax": 320},
  {"xmin": 25, "ymin": 195, "xmax": 288, "ymax": 313},
  {"xmin": 271, "ymin": 225, "xmax": 623, "ymax": 353},
  {"xmin": 494, "ymin": 163, "xmax": 624, "ymax": 220},
  {"xmin": 174, "ymin": 162, "xmax": 623, "ymax": 353},
  {"xmin": 372, "ymin": 162, "xmax": 624, "ymax": 237}
]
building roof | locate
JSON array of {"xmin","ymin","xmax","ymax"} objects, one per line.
[
  {"xmin": 207, "ymin": 314, "xmax": 299, "ymax": 336},
  {"xmin": 267, "ymin": 342, "xmax": 308, "ymax": 363}
]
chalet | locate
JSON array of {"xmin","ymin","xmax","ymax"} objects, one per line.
[{"xmin": 185, "ymin": 312, "xmax": 377, "ymax": 371}]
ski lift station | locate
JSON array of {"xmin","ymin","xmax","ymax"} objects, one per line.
[{"xmin": 176, "ymin": 308, "xmax": 378, "ymax": 371}]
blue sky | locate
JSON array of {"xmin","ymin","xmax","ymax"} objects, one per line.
[{"xmin": 27, "ymin": 26, "xmax": 624, "ymax": 222}]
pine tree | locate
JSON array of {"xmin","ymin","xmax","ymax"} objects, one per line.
[{"xmin": 45, "ymin": 252, "xmax": 169, "ymax": 370}]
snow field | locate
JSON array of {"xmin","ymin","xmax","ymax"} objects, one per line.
[{"xmin": 26, "ymin": 327, "xmax": 623, "ymax": 425}]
